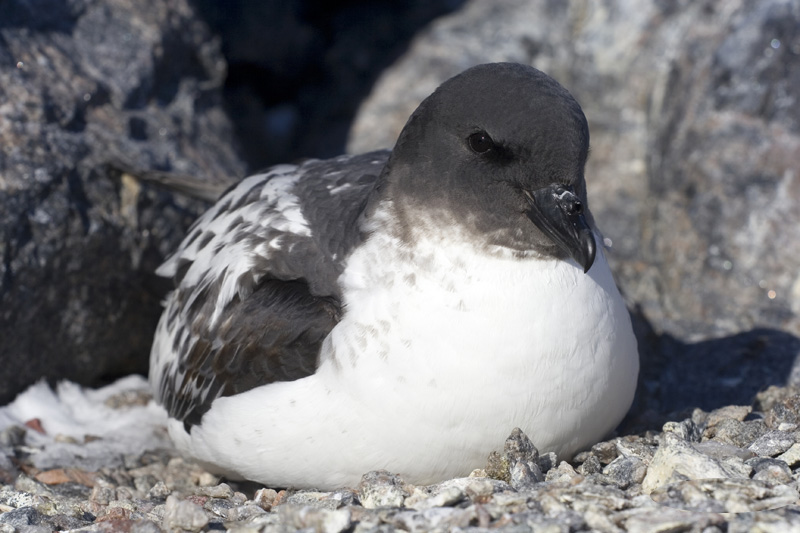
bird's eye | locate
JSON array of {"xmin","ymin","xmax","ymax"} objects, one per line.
[{"xmin": 468, "ymin": 131, "xmax": 495, "ymax": 154}]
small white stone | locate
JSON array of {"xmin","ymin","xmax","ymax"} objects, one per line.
[
  {"xmin": 406, "ymin": 486, "xmax": 464, "ymax": 510},
  {"xmin": 161, "ymin": 494, "xmax": 209, "ymax": 532},
  {"xmin": 642, "ymin": 433, "xmax": 751, "ymax": 494},
  {"xmin": 195, "ymin": 483, "xmax": 233, "ymax": 499},
  {"xmin": 776, "ymin": 443, "xmax": 800, "ymax": 467}
]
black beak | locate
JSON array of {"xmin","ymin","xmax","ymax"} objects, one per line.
[{"xmin": 524, "ymin": 184, "xmax": 596, "ymax": 273}]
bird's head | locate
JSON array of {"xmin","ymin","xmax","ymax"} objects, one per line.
[{"xmin": 384, "ymin": 62, "xmax": 596, "ymax": 273}]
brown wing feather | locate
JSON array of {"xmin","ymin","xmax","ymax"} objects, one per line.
[
  {"xmin": 149, "ymin": 152, "xmax": 388, "ymax": 429},
  {"xmin": 159, "ymin": 278, "xmax": 340, "ymax": 430}
]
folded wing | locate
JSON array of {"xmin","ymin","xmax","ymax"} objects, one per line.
[{"xmin": 149, "ymin": 152, "xmax": 388, "ymax": 429}]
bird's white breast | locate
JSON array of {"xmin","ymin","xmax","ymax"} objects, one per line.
[{"xmin": 170, "ymin": 210, "xmax": 638, "ymax": 489}]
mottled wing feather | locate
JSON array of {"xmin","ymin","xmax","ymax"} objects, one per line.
[
  {"xmin": 150, "ymin": 151, "xmax": 389, "ymax": 427},
  {"xmin": 163, "ymin": 279, "xmax": 340, "ymax": 430}
]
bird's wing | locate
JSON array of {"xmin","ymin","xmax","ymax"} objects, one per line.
[{"xmin": 150, "ymin": 151, "xmax": 389, "ymax": 428}]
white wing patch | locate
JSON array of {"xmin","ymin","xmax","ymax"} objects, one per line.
[{"xmin": 157, "ymin": 165, "xmax": 311, "ymax": 327}]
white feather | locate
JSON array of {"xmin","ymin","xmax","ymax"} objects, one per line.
[{"xmin": 0, "ymin": 376, "xmax": 170, "ymax": 470}]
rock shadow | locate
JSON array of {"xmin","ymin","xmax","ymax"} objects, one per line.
[{"xmin": 628, "ymin": 308, "xmax": 800, "ymax": 424}]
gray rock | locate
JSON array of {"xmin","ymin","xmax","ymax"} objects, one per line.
[
  {"xmin": 623, "ymin": 507, "xmax": 725, "ymax": 533},
  {"xmin": 146, "ymin": 481, "xmax": 171, "ymax": 501},
  {"xmin": 537, "ymin": 451, "xmax": 559, "ymax": 474},
  {"xmin": 0, "ymin": 507, "xmax": 43, "ymax": 527},
  {"xmin": 277, "ymin": 504, "xmax": 352, "ymax": 533},
  {"xmin": 194, "ymin": 482, "xmax": 234, "ymax": 499},
  {"xmin": 390, "ymin": 507, "xmax": 472, "ymax": 532},
  {"xmin": 484, "ymin": 428, "xmax": 544, "ymax": 490},
  {"xmin": 602, "ymin": 455, "xmax": 647, "ymax": 490},
  {"xmin": 762, "ymin": 389, "xmax": 800, "ymax": 428},
  {"xmin": 6, "ymin": 527, "xmax": 51, "ymax": 533},
  {"xmin": 776, "ymin": 442, "xmax": 800, "ymax": 467},
  {"xmin": 509, "ymin": 460, "xmax": 543, "ymax": 493},
  {"xmin": 0, "ymin": 0, "xmax": 246, "ymax": 404},
  {"xmin": 589, "ymin": 440, "xmax": 619, "ymax": 465},
  {"xmin": 543, "ymin": 461, "xmax": 581, "ymax": 484},
  {"xmin": 576, "ymin": 454, "xmax": 602, "ymax": 476},
  {"xmin": 224, "ymin": 503, "xmax": 267, "ymax": 521},
  {"xmin": 358, "ymin": 470, "xmax": 409, "ymax": 509},
  {"xmin": 748, "ymin": 429, "xmax": 796, "ymax": 457},
  {"xmin": 703, "ymin": 418, "xmax": 768, "ymax": 449},
  {"xmin": 692, "ymin": 441, "xmax": 754, "ymax": 462},
  {"xmin": 662, "ymin": 418, "xmax": 702, "ymax": 442},
  {"xmin": 641, "ymin": 432, "xmax": 752, "ymax": 494},
  {"xmin": 456, "ymin": 477, "xmax": 511, "ymax": 505},
  {"xmin": 130, "ymin": 521, "xmax": 163, "ymax": 533},
  {"xmin": 649, "ymin": 478, "xmax": 799, "ymax": 513},
  {"xmin": 281, "ymin": 489, "xmax": 357, "ymax": 511},
  {"xmin": 161, "ymin": 494, "xmax": 210, "ymax": 532},
  {"xmin": 705, "ymin": 405, "xmax": 753, "ymax": 426},
  {"xmin": 405, "ymin": 486, "xmax": 464, "ymax": 511},
  {"xmin": 615, "ymin": 436, "xmax": 657, "ymax": 464},
  {"xmin": 746, "ymin": 457, "xmax": 793, "ymax": 484}
]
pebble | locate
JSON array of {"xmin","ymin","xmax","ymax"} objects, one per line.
[
  {"xmin": 641, "ymin": 432, "xmax": 752, "ymax": 494},
  {"xmin": 194, "ymin": 482, "xmax": 234, "ymax": 499},
  {"xmin": 748, "ymin": 429, "xmax": 795, "ymax": 456},
  {"xmin": 776, "ymin": 442, "xmax": 800, "ymax": 467},
  {"xmin": 590, "ymin": 440, "xmax": 620, "ymax": 464},
  {"xmin": 602, "ymin": 455, "xmax": 647, "ymax": 489},
  {"xmin": 406, "ymin": 485, "xmax": 464, "ymax": 510},
  {"xmin": 649, "ymin": 478, "xmax": 799, "ymax": 513},
  {"xmin": 161, "ymin": 494, "xmax": 209, "ymax": 532},
  {"xmin": 2, "ymin": 386, "xmax": 800, "ymax": 531},
  {"xmin": 747, "ymin": 457, "xmax": 793, "ymax": 484},
  {"xmin": 146, "ymin": 480, "xmax": 171, "ymax": 500},
  {"xmin": 358, "ymin": 470, "xmax": 408, "ymax": 509},
  {"xmin": 277, "ymin": 504, "xmax": 352, "ymax": 533},
  {"xmin": 252, "ymin": 487, "xmax": 279, "ymax": 510},
  {"xmin": 703, "ymin": 418, "xmax": 768, "ymax": 448}
]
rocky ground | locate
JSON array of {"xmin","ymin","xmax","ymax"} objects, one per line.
[{"xmin": 0, "ymin": 379, "xmax": 799, "ymax": 532}]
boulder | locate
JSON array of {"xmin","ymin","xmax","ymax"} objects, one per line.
[{"xmin": 0, "ymin": 0, "xmax": 245, "ymax": 403}]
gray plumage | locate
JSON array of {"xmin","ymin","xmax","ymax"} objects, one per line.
[{"xmin": 152, "ymin": 152, "xmax": 387, "ymax": 428}]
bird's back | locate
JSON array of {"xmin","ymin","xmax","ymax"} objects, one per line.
[{"xmin": 149, "ymin": 152, "xmax": 388, "ymax": 428}]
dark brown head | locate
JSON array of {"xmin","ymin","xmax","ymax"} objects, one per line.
[{"xmin": 383, "ymin": 62, "xmax": 595, "ymax": 271}]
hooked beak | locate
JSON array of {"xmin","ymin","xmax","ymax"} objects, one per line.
[{"xmin": 524, "ymin": 184, "xmax": 596, "ymax": 273}]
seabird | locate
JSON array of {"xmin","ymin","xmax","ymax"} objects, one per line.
[{"xmin": 149, "ymin": 62, "xmax": 639, "ymax": 490}]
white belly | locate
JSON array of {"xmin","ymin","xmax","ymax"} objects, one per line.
[{"xmin": 170, "ymin": 230, "xmax": 639, "ymax": 489}]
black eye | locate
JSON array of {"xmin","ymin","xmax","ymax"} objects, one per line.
[{"xmin": 468, "ymin": 131, "xmax": 494, "ymax": 154}]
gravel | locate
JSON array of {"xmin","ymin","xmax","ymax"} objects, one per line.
[{"xmin": 1, "ymin": 383, "xmax": 800, "ymax": 532}]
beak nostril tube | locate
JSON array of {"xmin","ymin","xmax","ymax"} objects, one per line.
[{"xmin": 525, "ymin": 184, "xmax": 596, "ymax": 273}]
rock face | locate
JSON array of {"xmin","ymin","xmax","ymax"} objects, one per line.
[
  {"xmin": 347, "ymin": 0, "xmax": 800, "ymax": 413},
  {"xmin": 0, "ymin": 0, "xmax": 246, "ymax": 403}
]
